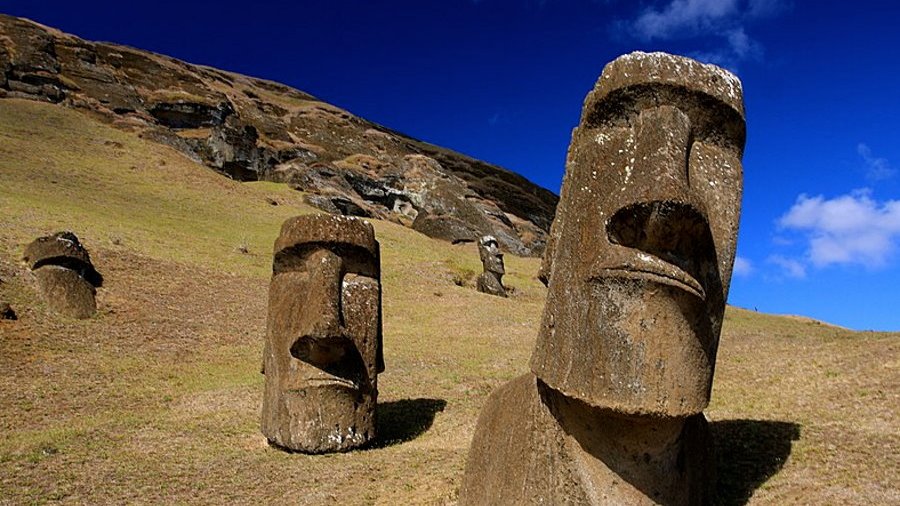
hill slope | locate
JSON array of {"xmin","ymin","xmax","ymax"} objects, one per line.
[
  {"xmin": 0, "ymin": 14, "xmax": 558, "ymax": 256},
  {"xmin": 1, "ymin": 99, "xmax": 898, "ymax": 504}
]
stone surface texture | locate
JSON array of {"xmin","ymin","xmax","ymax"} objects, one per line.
[
  {"xmin": 475, "ymin": 235, "xmax": 507, "ymax": 297},
  {"xmin": 24, "ymin": 231, "xmax": 102, "ymax": 319},
  {"xmin": 0, "ymin": 302, "xmax": 16, "ymax": 320},
  {"xmin": 261, "ymin": 214, "xmax": 383, "ymax": 453},
  {"xmin": 461, "ymin": 52, "xmax": 745, "ymax": 505},
  {"xmin": 0, "ymin": 14, "xmax": 557, "ymax": 256}
]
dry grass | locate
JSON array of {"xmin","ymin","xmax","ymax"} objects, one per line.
[{"xmin": 0, "ymin": 99, "xmax": 897, "ymax": 505}]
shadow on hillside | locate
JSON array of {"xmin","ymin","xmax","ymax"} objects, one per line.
[
  {"xmin": 372, "ymin": 398, "xmax": 447, "ymax": 449},
  {"xmin": 712, "ymin": 419, "xmax": 801, "ymax": 505}
]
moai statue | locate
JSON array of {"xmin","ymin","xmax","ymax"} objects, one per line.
[
  {"xmin": 461, "ymin": 52, "xmax": 745, "ymax": 505},
  {"xmin": 476, "ymin": 235, "xmax": 507, "ymax": 297},
  {"xmin": 261, "ymin": 214, "xmax": 384, "ymax": 453},
  {"xmin": 23, "ymin": 232, "xmax": 103, "ymax": 319}
]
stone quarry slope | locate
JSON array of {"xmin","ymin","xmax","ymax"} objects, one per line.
[
  {"xmin": 0, "ymin": 13, "xmax": 557, "ymax": 256},
  {"xmin": 1, "ymin": 98, "xmax": 897, "ymax": 505}
]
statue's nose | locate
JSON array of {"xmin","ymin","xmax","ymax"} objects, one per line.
[
  {"xmin": 600, "ymin": 105, "xmax": 716, "ymax": 297},
  {"xmin": 289, "ymin": 249, "xmax": 347, "ymax": 368},
  {"xmin": 305, "ymin": 249, "xmax": 343, "ymax": 339},
  {"xmin": 632, "ymin": 105, "xmax": 693, "ymax": 194},
  {"xmin": 608, "ymin": 105, "xmax": 711, "ymax": 263}
]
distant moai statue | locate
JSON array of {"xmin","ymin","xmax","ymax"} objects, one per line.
[
  {"xmin": 23, "ymin": 231, "xmax": 103, "ymax": 319},
  {"xmin": 261, "ymin": 214, "xmax": 384, "ymax": 453},
  {"xmin": 461, "ymin": 52, "xmax": 746, "ymax": 505},
  {"xmin": 476, "ymin": 235, "xmax": 507, "ymax": 297}
]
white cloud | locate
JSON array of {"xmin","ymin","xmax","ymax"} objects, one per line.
[
  {"xmin": 778, "ymin": 189, "xmax": 900, "ymax": 269},
  {"xmin": 633, "ymin": 0, "xmax": 739, "ymax": 40},
  {"xmin": 858, "ymin": 143, "xmax": 896, "ymax": 181},
  {"xmin": 733, "ymin": 256, "xmax": 753, "ymax": 276},
  {"xmin": 622, "ymin": 0, "xmax": 786, "ymax": 69},
  {"xmin": 767, "ymin": 254, "xmax": 807, "ymax": 278},
  {"xmin": 726, "ymin": 27, "xmax": 761, "ymax": 59}
]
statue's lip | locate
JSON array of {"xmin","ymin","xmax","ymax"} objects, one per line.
[
  {"xmin": 287, "ymin": 375, "xmax": 359, "ymax": 390},
  {"xmin": 591, "ymin": 256, "xmax": 705, "ymax": 300}
]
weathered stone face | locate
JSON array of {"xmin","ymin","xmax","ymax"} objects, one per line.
[
  {"xmin": 462, "ymin": 52, "xmax": 743, "ymax": 506},
  {"xmin": 531, "ymin": 52, "xmax": 745, "ymax": 417},
  {"xmin": 476, "ymin": 235, "xmax": 507, "ymax": 297},
  {"xmin": 478, "ymin": 236, "xmax": 505, "ymax": 275},
  {"xmin": 261, "ymin": 214, "xmax": 383, "ymax": 453},
  {"xmin": 23, "ymin": 232, "xmax": 102, "ymax": 319}
]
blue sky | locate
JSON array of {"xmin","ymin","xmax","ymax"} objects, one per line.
[{"xmin": 5, "ymin": 1, "xmax": 900, "ymax": 330}]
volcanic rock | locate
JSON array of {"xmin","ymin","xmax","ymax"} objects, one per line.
[
  {"xmin": 0, "ymin": 14, "xmax": 557, "ymax": 256},
  {"xmin": 0, "ymin": 302, "xmax": 15, "ymax": 320},
  {"xmin": 262, "ymin": 215, "xmax": 383, "ymax": 453},
  {"xmin": 24, "ymin": 231, "xmax": 102, "ymax": 319},
  {"xmin": 461, "ymin": 51, "xmax": 746, "ymax": 505},
  {"xmin": 476, "ymin": 236, "xmax": 507, "ymax": 297}
]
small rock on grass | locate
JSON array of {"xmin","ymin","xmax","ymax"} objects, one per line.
[{"xmin": 0, "ymin": 302, "xmax": 17, "ymax": 320}]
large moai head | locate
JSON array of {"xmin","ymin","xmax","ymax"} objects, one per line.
[
  {"xmin": 23, "ymin": 231, "xmax": 103, "ymax": 319},
  {"xmin": 261, "ymin": 214, "xmax": 383, "ymax": 453},
  {"xmin": 531, "ymin": 52, "xmax": 745, "ymax": 417}
]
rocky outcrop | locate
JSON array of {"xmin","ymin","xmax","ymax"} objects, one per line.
[{"xmin": 0, "ymin": 14, "xmax": 557, "ymax": 256}]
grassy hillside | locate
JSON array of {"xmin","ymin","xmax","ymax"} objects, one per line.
[{"xmin": 0, "ymin": 99, "xmax": 897, "ymax": 504}]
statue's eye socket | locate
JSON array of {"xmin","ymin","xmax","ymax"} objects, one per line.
[
  {"xmin": 273, "ymin": 244, "xmax": 377, "ymax": 276},
  {"xmin": 341, "ymin": 256, "xmax": 378, "ymax": 278},
  {"xmin": 273, "ymin": 246, "xmax": 315, "ymax": 274}
]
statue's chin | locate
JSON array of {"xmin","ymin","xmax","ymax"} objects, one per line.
[{"xmin": 535, "ymin": 277, "xmax": 715, "ymax": 416}]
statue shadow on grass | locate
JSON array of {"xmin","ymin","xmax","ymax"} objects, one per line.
[
  {"xmin": 371, "ymin": 398, "xmax": 447, "ymax": 449},
  {"xmin": 711, "ymin": 419, "xmax": 801, "ymax": 505}
]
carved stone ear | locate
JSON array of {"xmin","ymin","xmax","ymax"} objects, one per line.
[
  {"xmin": 537, "ymin": 207, "xmax": 563, "ymax": 287},
  {"xmin": 537, "ymin": 237, "xmax": 554, "ymax": 287}
]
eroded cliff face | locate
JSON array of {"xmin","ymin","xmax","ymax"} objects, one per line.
[{"xmin": 0, "ymin": 14, "xmax": 557, "ymax": 256}]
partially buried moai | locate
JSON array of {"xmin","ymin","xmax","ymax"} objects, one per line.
[
  {"xmin": 23, "ymin": 231, "xmax": 103, "ymax": 319},
  {"xmin": 476, "ymin": 235, "xmax": 507, "ymax": 297},
  {"xmin": 461, "ymin": 52, "xmax": 745, "ymax": 505},
  {"xmin": 261, "ymin": 214, "xmax": 384, "ymax": 453}
]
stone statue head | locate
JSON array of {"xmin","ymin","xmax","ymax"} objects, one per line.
[
  {"xmin": 261, "ymin": 214, "xmax": 383, "ymax": 452},
  {"xmin": 23, "ymin": 231, "xmax": 102, "ymax": 319},
  {"xmin": 478, "ymin": 235, "xmax": 505, "ymax": 275},
  {"xmin": 530, "ymin": 52, "xmax": 745, "ymax": 417}
]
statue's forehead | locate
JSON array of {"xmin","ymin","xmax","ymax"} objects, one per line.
[
  {"xmin": 577, "ymin": 55, "xmax": 747, "ymax": 155},
  {"xmin": 274, "ymin": 215, "xmax": 378, "ymax": 256},
  {"xmin": 586, "ymin": 52, "xmax": 744, "ymax": 119}
]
